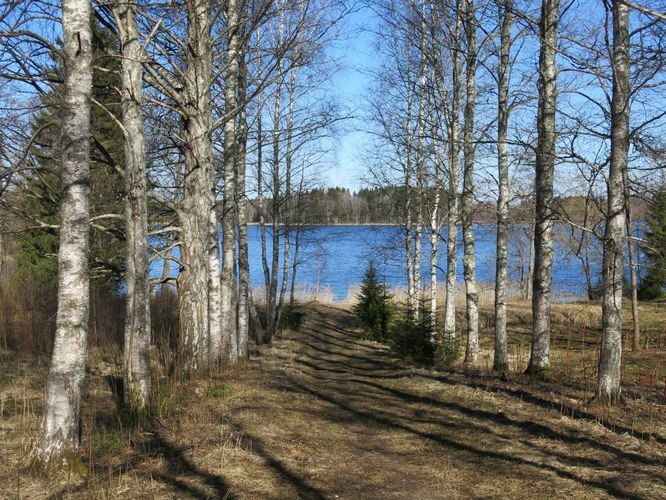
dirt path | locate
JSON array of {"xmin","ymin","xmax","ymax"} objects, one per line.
[
  {"xmin": 7, "ymin": 304, "xmax": 666, "ymax": 498},
  {"xmin": 142, "ymin": 304, "xmax": 664, "ymax": 499}
]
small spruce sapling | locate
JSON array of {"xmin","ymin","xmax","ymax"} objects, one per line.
[{"xmin": 353, "ymin": 261, "xmax": 394, "ymax": 341}]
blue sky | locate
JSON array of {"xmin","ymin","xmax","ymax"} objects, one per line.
[{"xmin": 323, "ymin": 4, "xmax": 378, "ymax": 191}]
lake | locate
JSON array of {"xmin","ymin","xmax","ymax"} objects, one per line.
[{"xmin": 152, "ymin": 224, "xmax": 639, "ymax": 302}]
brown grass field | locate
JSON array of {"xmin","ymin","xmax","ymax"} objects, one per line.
[{"xmin": 0, "ymin": 300, "xmax": 665, "ymax": 498}]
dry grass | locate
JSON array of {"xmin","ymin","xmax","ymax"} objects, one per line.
[{"xmin": 0, "ymin": 301, "xmax": 665, "ymax": 498}]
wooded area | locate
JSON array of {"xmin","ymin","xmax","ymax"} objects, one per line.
[{"xmin": 0, "ymin": 0, "xmax": 665, "ymax": 496}]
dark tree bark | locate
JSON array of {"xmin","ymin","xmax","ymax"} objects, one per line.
[
  {"xmin": 527, "ymin": 0, "xmax": 560, "ymax": 376},
  {"xmin": 494, "ymin": 0, "xmax": 512, "ymax": 374}
]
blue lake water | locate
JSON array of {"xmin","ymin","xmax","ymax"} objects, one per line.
[{"xmin": 152, "ymin": 224, "xmax": 642, "ymax": 301}]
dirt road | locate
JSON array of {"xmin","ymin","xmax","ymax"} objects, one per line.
[
  {"xmin": 154, "ymin": 304, "xmax": 665, "ymax": 499},
  {"xmin": 9, "ymin": 304, "xmax": 665, "ymax": 499}
]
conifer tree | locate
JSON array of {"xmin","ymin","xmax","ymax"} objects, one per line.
[{"xmin": 354, "ymin": 261, "xmax": 394, "ymax": 341}]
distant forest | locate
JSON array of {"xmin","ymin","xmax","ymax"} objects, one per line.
[{"xmin": 247, "ymin": 186, "xmax": 649, "ymax": 226}]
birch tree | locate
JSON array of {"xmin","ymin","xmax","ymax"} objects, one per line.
[
  {"xmin": 177, "ymin": 0, "xmax": 215, "ymax": 373},
  {"xmin": 462, "ymin": 0, "xmax": 479, "ymax": 364},
  {"xmin": 35, "ymin": 0, "xmax": 93, "ymax": 467},
  {"xmin": 443, "ymin": 0, "xmax": 463, "ymax": 347},
  {"xmin": 596, "ymin": 0, "xmax": 630, "ymax": 404},
  {"xmin": 493, "ymin": 0, "xmax": 512, "ymax": 374},
  {"xmin": 221, "ymin": 0, "xmax": 242, "ymax": 364},
  {"xmin": 112, "ymin": 0, "xmax": 151, "ymax": 409},
  {"xmin": 527, "ymin": 0, "xmax": 560, "ymax": 376}
]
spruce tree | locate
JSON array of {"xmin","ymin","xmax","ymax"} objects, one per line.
[
  {"xmin": 638, "ymin": 186, "xmax": 666, "ymax": 300},
  {"xmin": 354, "ymin": 261, "xmax": 394, "ymax": 341},
  {"xmin": 16, "ymin": 19, "xmax": 125, "ymax": 287}
]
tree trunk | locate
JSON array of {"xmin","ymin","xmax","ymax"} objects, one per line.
[
  {"xmin": 277, "ymin": 68, "xmax": 297, "ymax": 321},
  {"xmin": 429, "ymin": 190, "xmax": 440, "ymax": 340},
  {"xmin": 208, "ymin": 209, "xmax": 223, "ymax": 364},
  {"xmin": 236, "ymin": 47, "xmax": 250, "ymax": 359},
  {"xmin": 624, "ymin": 172, "xmax": 640, "ymax": 351},
  {"xmin": 494, "ymin": 0, "xmax": 512, "ymax": 374},
  {"xmin": 178, "ymin": 0, "xmax": 214, "ymax": 374},
  {"xmin": 404, "ymin": 49, "xmax": 416, "ymax": 318},
  {"xmin": 160, "ymin": 231, "xmax": 175, "ymax": 294},
  {"xmin": 115, "ymin": 0, "xmax": 151, "ymax": 408},
  {"xmin": 444, "ymin": 0, "xmax": 463, "ymax": 344},
  {"xmin": 527, "ymin": 0, "xmax": 560, "ymax": 376},
  {"xmin": 221, "ymin": 0, "xmax": 241, "ymax": 365},
  {"xmin": 597, "ymin": 0, "xmax": 629, "ymax": 404},
  {"xmin": 462, "ymin": 0, "xmax": 479, "ymax": 365},
  {"xmin": 35, "ymin": 0, "xmax": 92, "ymax": 467}
]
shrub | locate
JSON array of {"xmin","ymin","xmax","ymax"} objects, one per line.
[
  {"xmin": 207, "ymin": 382, "xmax": 232, "ymax": 399},
  {"xmin": 279, "ymin": 306, "xmax": 305, "ymax": 332},
  {"xmin": 439, "ymin": 330, "xmax": 462, "ymax": 366},
  {"xmin": 389, "ymin": 309, "xmax": 436, "ymax": 366},
  {"xmin": 353, "ymin": 261, "xmax": 394, "ymax": 341}
]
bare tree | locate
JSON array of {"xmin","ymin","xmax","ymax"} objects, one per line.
[
  {"xmin": 443, "ymin": 0, "xmax": 463, "ymax": 345},
  {"xmin": 493, "ymin": 0, "xmax": 512, "ymax": 374},
  {"xmin": 221, "ymin": 0, "xmax": 242, "ymax": 364},
  {"xmin": 112, "ymin": 0, "xmax": 151, "ymax": 410},
  {"xmin": 462, "ymin": 0, "xmax": 479, "ymax": 364},
  {"xmin": 35, "ymin": 0, "xmax": 93, "ymax": 467},
  {"xmin": 527, "ymin": 0, "xmax": 560, "ymax": 376},
  {"xmin": 596, "ymin": 0, "xmax": 630, "ymax": 404},
  {"xmin": 176, "ymin": 0, "xmax": 216, "ymax": 373}
]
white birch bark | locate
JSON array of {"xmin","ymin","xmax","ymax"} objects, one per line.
[
  {"xmin": 178, "ymin": 0, "xmax": 214, "ymax": 373},
  {"xmin": 414, "ymin": 2, "xmax": 427, "ymax": 321},
  {"xmin": 266, "ymin": 9, "xmax": 285, "ymax": 342},
  {"xmin": 221, "ymin": 0, "xmax": 241, "ymax": 364},
  {"xmin": 597, "ymin": 0, "xmax": 629, "ymax": 404},
  {"xmin": 444, "ymin": 0, "xmax": 463, "ymax": 342},
  {"xmin": 404, "ymin": 48, "xmax": 416, "ymax": 318},
  {"xmin": 208, "ymin": 209, "xmax": 223, "ymax": 364},
  {"xmin": 430, "ymin": 181, "xmax": 441, "ymax": 340},
  {"xmin": 35, "ymin": 0, "xmax": 92, "ymax": 467},
  {"xmin": 494, "ymin": 0, "xmax": 512, "ymax": 374},
  {"xmin": 462, "ymin": 0, "xmax": 479, "ymax": 365},
  {"xmin": 528, "ymin": 0, "xmax": 560, "ymax": 376},
  {"xmin": 114, "ymin": 0, "xmax": 151, "ymax": 408}
]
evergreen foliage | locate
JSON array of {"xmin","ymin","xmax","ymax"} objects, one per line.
[
  {"xmin": 15, "ymin": 19, "xmax": 125, "ymax": 288},
  {"xmin": 353, "ymin": 261, "xmax": 394, "ymax": 341},
  {"xmin": 389, "ymin": 307, "xmax": 436, "ymax": 366},
  {"xmin": 638, "ymin": 186, "xmax": 666, "ymax": 300}
]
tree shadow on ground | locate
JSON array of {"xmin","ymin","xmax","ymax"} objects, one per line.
[
  {"xmin": 286, "ymin": 376, "xmax": 645, "ymax": 500},
  {"xmin": 226, "ymin": 419, "xmax": 327, "ymax": 500},
  {"xmin": 145, "ymin": 431, "xmax": 238, "ymax": 499}
]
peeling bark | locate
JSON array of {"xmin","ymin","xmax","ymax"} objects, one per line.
[
  {"xmin": 114, "ymin": 0, "xmax": 151, "ymax": 408},
  {"xmin": 35, "ymin": 0, "xmax": 92, "ymax": 467},
  {"xmin": 178, "ymin": 0, "xmax": 214, "ymax": 374}
]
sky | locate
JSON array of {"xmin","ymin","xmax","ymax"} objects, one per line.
[{"xmin": 322, "ymin": 4, "xmax": 379, "ymax": 191}]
